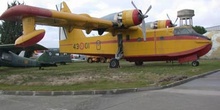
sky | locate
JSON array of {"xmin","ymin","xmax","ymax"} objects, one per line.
[{"xmin": 0, "ymin": 0, "xmax": 219, "ymax": 48}]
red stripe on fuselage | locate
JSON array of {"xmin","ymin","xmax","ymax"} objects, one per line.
[
  {"xmin": 60, "ymin": 35, "xmax": 208, "ymax": 46},
  {"xmin": 89, "ymin": 40, "xmax": 118, "ymax": 45},
  {"xmin": 124, "ymin": 35, "xmax": 207, "ymax": 43}
]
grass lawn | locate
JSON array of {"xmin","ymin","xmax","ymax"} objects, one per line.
[{"xmin": 0, "ymin": 60, "xmax": 219, "ymax": 91}]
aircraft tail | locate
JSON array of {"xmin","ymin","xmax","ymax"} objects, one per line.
[
  {"xmin": 37, "ymin": 52, "xmax": 57, "ymax": 68},
  {"xmin": 59, "ymin": 28, "xmax": 87, "ymax": 54},
  {"xmin": 37, "ymin": 51, "xmax": 51, "ymax": 63},
  {"xmin": 56, "ymin": 2, "xmax": 71, "ymax": 13},
  {"xmin": 57, "ymin": 2, "xmax": 87, "ymax": 54}
]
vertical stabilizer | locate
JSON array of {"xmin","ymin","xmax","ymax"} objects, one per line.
[
  {"xmin": 37, "ymin": 51, "xmax": 51, "ymax": 63},
  {"xmin": 58, "ymin": 2, "xmax": 86, "ymax": 53},
  {"xmin": 62, "ymin": 2, "xmax": 71, "ymax": 13},
  {"xmin": 18, "ymin": 51, "xmax": 25, "ymax": 57},
  {"xmin": 56, "ymin": 2, "xmax": 71, "ymax": 13}
]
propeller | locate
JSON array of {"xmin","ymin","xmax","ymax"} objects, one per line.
[
  {"xmin": 174, "ymin": 17, "xmax": 178, "ymax": 25},
  {"xmin": 131, "ymin": 1, "xmax": 152, "ymax": 41},
  {"xmin": 166, "ymin": 14, "xmax": 178, "ymax": 27}
]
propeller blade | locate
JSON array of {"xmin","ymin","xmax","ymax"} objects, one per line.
[
  {"xmin": 131, "ymin": 0, "xmax": 151, "ymax": 41},
  {"xmin": 131, "ymin": 1, "xmax": 138, "ymax": 10},
  {"xmin": 142, "ymin": 20, "xmax": 147, "ymax": 41},
  {"xmin": 167, "ymin": 14, "xmax": 178, "ymax": 27},
  {"xmin": 144, "ymin": 5, "xmax": 152, "ymax": 16},
  {"xmin": 131, "ymin": 1, "xmax": 142, "ymax": 14},
  {"xmin": 166, "ymin": 14, "xmax": 171, "ymax": 21},
  {"xmin": 174, "ymin": 17, "xmax": 178, "ymax": 24}
]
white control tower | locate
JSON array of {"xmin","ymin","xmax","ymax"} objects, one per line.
[{"xmin": 177, "ymin": 9, "xmax": 195, "ymax": 26}]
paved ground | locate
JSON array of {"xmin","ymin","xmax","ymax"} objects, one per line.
[{"xmin": 1, "ymin": 71, "xmax": 220, "ymax": 110}]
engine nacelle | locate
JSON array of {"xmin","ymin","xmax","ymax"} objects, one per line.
[
  {"xmin": 102, "ymin": 10, "xmax": 142, "ymax": 28},
  {"xmin": 146, "ymin": 20, "xmax": 173, "ymax": 29},
  {"xmin": 120, "ymin": 10, "xmax": 142, "ymax": 27}
]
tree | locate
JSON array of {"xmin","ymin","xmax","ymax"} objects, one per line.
[
  {"xmin": 0, "ymin": 1, "xmax": 23, "ymax": 44},
  {"xmin": 193, "ymin": 26, "xmax": 207, "ymax": 35}
]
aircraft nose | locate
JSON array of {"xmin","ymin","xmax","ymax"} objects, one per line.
[
  {"xmin": 195, "ymin": 38, "xmax": 212, "ymax": 45},
  {"xmin": 196, "ymin": 35, "xmax": 212, "ymax": 44},
  {"xmin": 195, "ymin": 36, "xmax": 213, "ymax": 58}
]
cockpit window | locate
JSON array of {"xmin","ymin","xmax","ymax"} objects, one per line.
[
  {"xmin": 174, "ymin": 27, "xmax": 201, "ymax": 36},
  {"xmin": 173, "ymin": 27, "xmax": 210, "ymax": 40},
  {"xmin": 174, "ymin": 28, "xmax": 189, "ymax": 35}
]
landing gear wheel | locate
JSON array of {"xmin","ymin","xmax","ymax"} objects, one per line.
[
  {"xmin": 135, "ymin": 61, "xmax": 143, "ymax": 66},
  {"xmin": 100, "ymin": 57, "xmax": 106, "ymax": 63},
  {"xmin": 87, "ymin": 58, "xmax": 93, "ymax": 63},
  {"xmin": 192, "ymin": 60, "xmax": 199, "ymax": 67},
  {"xmin": 109, "ymin": 59, "xmax": 120, "ymax": 68}
]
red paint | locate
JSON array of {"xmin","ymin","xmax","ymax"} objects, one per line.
[
  {"xmin": 80, "ymin": 42, "xmax": 84, "ymax": 50},
  {"xmin": 90, "ymin": 40, "xmax": 118, "ymax": 45},
  {"xmin": 178, "ymin": 54, "xmax": 197, "ymax": 63},
  {"xmin": 16, "ymin": 31, "xmax": 45, "ymax": 47},
  {"xmin": 132, "ymin": 10, "xmax": 142, "ymax": 25},
  {"xmin": 166, "ymin": 20, "xmax": 172, "ymax": 27},
  {"xmin": 0, "ymin": 5, "xmax": 52, "ymax": 20}
]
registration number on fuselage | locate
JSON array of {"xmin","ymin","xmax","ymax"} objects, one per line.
[{"xmin": 73, "ymin": 42, "xmax": 90, "ymax": 50}]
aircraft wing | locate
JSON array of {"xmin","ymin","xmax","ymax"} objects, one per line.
[
  {"xmin": 0, "ymin": 2, "xmax": 148, "ymax": 47},
  {"xmin": 0, "ymin": 3, "xmax": 115, "ymax": 47},
  {"xmin": 0, "ymin": 1, "xmax": 147, "ymax": 32},
  {"xmin": 0, "ymin": 4, "xmax": 113, "ymax": 32},
  {"xmin": 0, "ymin": 44, "xmax": 47, "ymax": 53}
]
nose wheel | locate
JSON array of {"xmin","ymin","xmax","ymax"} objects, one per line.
[
  {"xmin": 192, "ymin": 60, "xmax": 199, "ymax": 67},
  {"xmin": 109, "ymin": 34, "xmax": 123, "ymax": 68},
  {"xmin": 109, "ymin": 58, "xmax": 120, "ymax": 68}
]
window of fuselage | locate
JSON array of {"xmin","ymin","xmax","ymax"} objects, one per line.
[
  {"xmin": 174, "ymin": 28, "xmax": 201, "ymax": 36},
  {"xmin": 1, "ymin": 52, "xmax": 12, "ymax": 61},
  {"xmin": 174, "ymin": 28, "xmax": 190, "ymax": 35}
]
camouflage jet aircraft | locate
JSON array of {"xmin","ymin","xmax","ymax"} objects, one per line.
[{"xmin": 0, "ymin": 44, "xmax": 57, "ymax": 69}]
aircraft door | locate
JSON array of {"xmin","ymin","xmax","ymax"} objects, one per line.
[{"xmin": 155, "ymin": 29, "xmax": 168, "ymax": 55}]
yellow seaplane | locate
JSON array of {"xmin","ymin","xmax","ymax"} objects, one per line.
[{"xmin": 0, "ymin": 1, "xmax": 212, "ymax": 68}]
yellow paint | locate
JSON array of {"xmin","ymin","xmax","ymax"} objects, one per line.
[
  {"xmin": 157, "ymin": 20, "xmax": 168, "ymax": 28},
  {"xmin": 15, "ymin": 29, "xmax": 45, "ymax": 45},
  {"xmin": 22, "ymin": 17, "xmax": 35, "ymax": 34},
  {"xmin": 59, "ymin": 26, "xmax": 211, "ymax": 57},
  {"xmin": 61, "ymin": 2, "xmax": 71, "ymax": 13},
  {"xmin": 12, "ymin": 2, "xmax": 211, "ymax": 59},
  {"xmin": 51, "ymin": 10, "xmax": 112, "ymax": 29},
  {"xmin": 122, "ymin": 10, "xmax": 135, "ymax": 27}
]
